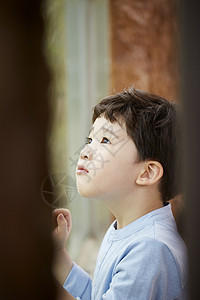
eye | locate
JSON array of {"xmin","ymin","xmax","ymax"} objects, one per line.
[
  {"xmin": 85, "ymin": 137, "xmax": 92, "ymax": 144},
  {"xmin": 101, "ymin": 137, "xmax": 111, "ymax": 144}
]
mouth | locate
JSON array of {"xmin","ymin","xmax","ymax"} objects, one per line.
[{"xmin": 76, "ymin": 164, "xmax": 89, "ymax": 175}]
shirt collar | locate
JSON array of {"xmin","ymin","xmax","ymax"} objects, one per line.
[{"xmin": 108, "ymin": 202, "xmax": 174, "ymax": 241}]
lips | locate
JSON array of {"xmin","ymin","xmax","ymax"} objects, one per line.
[{"xmin": 76, "ymin": 164, "xmax": 89, "ymax": 175}]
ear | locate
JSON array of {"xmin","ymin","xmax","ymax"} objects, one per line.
[{"xmin": 136, "ymin": 161, "xmax": 163, "ymax": 186}]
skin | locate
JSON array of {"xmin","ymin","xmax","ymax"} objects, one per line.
[
  {"xmin": 76, "ymin": 116, "xmax": 142, "ymax": 201},
  {"xmin": 53, "ymin": 116, "xmax": 164, "ymax": 296}
]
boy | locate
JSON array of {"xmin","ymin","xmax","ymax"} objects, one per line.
[{"xmin": 53, "ymin": 88, "xmax": 188, "ymax": 300}]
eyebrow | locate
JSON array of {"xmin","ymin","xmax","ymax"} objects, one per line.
[{"xmin": 88, "ymin": 126, "xmax": 119, "ymax": 139}]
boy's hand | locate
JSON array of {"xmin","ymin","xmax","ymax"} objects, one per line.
[{"xmin": 52, "ymin": 209, "xmax": 72, "ymax": 251}]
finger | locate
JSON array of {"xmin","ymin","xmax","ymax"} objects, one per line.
[
  {"xmin": 61, "ymin": 210, "xmax": 72, "ymax": 232},
  {"xmin": 56, "ymin": 214, "xmax": 68, "ymax": 235},
  {"xmin": 65, "ymin": 211, "xmax": 72, "ymax": 233},
  {"xmin": 52, "ymin": 209, "xmax": 72, "ymax": 233},
  {"xmin": 57, "ymin": 213, "xmax": 67, "ymax": 226},
  {"xmin": 59, "ymin": 213, "xmax": 72, "ymax": 235},
  {"xmin": 53, "ymin": 208, "xmax": 71, "ymax": 219}
]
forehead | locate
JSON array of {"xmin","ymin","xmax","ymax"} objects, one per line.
[{"xmin": 90, "ymin": 116, "xmax": 126, "ymax": 138}]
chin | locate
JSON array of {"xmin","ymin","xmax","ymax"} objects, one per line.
[{"xmin": 77, "ymin": 184, "xmax": 96, "ymax": 199}]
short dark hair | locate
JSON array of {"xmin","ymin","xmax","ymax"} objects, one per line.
[{"xmin": 92, "ymin": 88, "xmax": 181, "ymax": 203}]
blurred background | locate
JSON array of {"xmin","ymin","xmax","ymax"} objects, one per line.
[{"xmin": 44, "ymin": 0, "xmax": 181, "ymax": 276}]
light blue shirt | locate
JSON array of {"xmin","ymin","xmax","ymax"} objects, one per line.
[{"xmin": 64, "ymin": 203, "xmax": 188, "ymax": 299}]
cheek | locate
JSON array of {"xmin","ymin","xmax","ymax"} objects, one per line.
[
  {"xmin": 86, "ymin": 149, "xmax": 113, "ymax": 173},
  {"xmin": 100, "ymin": 158, "xmax": 135, "ymax": 187}
]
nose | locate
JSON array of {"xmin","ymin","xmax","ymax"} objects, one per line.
[{"xmin": 80, "ymin": 145, "xmax": 93, "ymax": 161}]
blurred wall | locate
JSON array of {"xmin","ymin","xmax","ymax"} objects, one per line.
[
  {"xmin": 110, "ymin": 0, "xmax": 180, "ymax": 101},
  {"xmin": 65, "ymin": 0, "xmax": 111, "ymax": 261}
]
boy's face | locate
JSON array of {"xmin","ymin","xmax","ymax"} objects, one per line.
[{"xmin": 76, "ymin": 116, "xmax": 143, "ymax": 201}]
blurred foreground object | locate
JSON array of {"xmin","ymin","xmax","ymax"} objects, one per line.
[
  {"xmin": 182, "ymin": 0, "xmax": 200, "ymax": 298},
  {"xmin": 0, "ymin": 1, "xmax": 56, "ymax": 299}
]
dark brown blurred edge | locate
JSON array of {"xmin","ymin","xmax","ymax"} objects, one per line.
[
  {"xmin": 181, "ymin": 0, "xmax": 200, "ymax": 298},
  {"xmin": 0, "ymin": 1, "xmax": 56, "ymax": 299}
]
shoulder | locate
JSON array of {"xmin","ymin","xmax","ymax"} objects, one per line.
[
  {"xmin": 117, "ymin": 237, "xmax": 182, "ymax": 285},
  {"xmin": 106, "ymin": 238, "xmax": 184, "ymax": 299},
  {"xmin": 111, "ymin": 238, "xmax": 185, "ymax": 299}
]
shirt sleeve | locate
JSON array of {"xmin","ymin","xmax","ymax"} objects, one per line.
[
  {"xmin": 63, "ymin": 262, "xmax": 92, "ymax": 300},
  {"xmin": 102, "ymin": 238, "xmax": 182, "ymax": 300}
]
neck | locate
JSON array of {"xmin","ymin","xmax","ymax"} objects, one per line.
[{"xmin": 104, "ymin": 187, "xmax": 163, "ymax": 229}]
